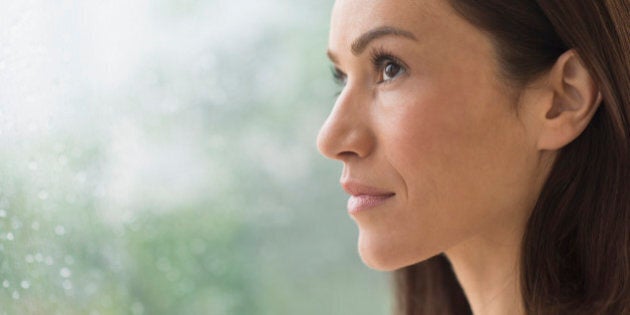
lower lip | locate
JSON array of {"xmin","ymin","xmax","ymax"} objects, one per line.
[{"xmin": 347, "ymin": 194, "xmax": 395, "ymax": 214}]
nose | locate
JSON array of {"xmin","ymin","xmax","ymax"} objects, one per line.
[{"xmin": 316, "ymin": 87, "xmax": 375, "ymax": 161}]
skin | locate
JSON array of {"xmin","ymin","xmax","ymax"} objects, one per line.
[{"xmin": 317, "ymin": 0, "xmax": 602, "ymax": 314}]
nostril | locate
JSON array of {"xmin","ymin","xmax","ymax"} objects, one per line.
[{"xmin": 337, "ymin": 150, "xmax": 360, "ymax": 160}]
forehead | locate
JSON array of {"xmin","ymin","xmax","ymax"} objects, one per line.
[{"xmin": 328, "ymin": 0, "xmax": 443, "ymax": 50}]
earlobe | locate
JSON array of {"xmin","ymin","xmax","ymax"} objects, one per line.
[{"xmin": 536, "ymin": 50, "xmax": 602, "ymax": 150}]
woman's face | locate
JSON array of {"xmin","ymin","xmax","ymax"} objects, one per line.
[{"xmin": 318, "ymin": 0, "xmax": 548, "ymax": 271}]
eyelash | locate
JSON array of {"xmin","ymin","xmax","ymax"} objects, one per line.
[
  {"xmin": 331, "ymin": 67, "xmax": 346, "ymax": 97},
  {"xmin": 331, "ymin": 66, "xmax": 346, "ymax": 85},
  {"xmin": 369, "ymin": 47, "xmax": 407, "ymax": 83},
  {"xmin": 330, "ymin": 47, "xmax": 407, "ymax": 96}
]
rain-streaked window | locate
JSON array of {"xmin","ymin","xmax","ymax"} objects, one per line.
[{"xmin": 0, "ymin": 1, "xmax": 390, "ymax": 314}]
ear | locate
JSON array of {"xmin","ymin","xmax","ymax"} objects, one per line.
[{"xmin": 534, "ymin": 49, "xmax": 602, "ymax": 150}]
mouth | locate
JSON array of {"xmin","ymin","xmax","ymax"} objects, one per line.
[{"xmin": 341, "ymin": 181, "xmax": 396, "ymax": 214}]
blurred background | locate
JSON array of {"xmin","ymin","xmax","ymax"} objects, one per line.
[{"xmin": 0, "ymin": 0, "xmax": 392, "ymax": 314}]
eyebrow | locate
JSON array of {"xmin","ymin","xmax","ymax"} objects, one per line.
[
  {"xmin": 352, "ymin": 26, "xmax": 417, "ymax": 54},
  {"xmin": 327, "ymin": 26, "xmax": 418, "ymax": 63}
]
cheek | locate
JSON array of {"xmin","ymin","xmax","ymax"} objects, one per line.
[
  {"xmin": 383, "ymin": 85, "xmax": 501, "ymax": 195},
  {"xmin": 403, "ymin": 94, "xmax": 526, "ymax": 204},
  {"xmin": 370, "ymin": 83, "xmax": 534, "ymax": 260},
  {"xmin": 390, "ymin": 94, "xmax": 494, "ymax": 225}
]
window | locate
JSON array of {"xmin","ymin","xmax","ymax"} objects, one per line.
[{"xmin": 0, "ymin": 1, "xmax": 389, "ymax": 314}]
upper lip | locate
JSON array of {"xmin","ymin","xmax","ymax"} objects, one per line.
[{"xmin": 341, "ymin": 180, "xmax": 396, "ymax": 197}]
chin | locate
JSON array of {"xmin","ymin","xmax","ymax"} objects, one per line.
[
  {"xmin": 357, "ymin": 234, "xmax": 433, "ymax": 271},
  {"xmin": 358, "ymin": 248, "xmax": 398, "ymax": 271}
]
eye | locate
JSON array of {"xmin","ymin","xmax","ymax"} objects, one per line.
[
  {"xmin": 371, "ymin": 48, "xmax": 408, "ymax": 84},
  {"xmin": 381, "ymin": 62, "xmax": 404, "ymax": 82},
  {"xmin": 330, "ymin": 66, "xmax": 347, "ymax": 87}
]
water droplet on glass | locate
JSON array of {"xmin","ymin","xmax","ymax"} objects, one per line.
[
  {"xmin": 31, "ymin": 221, "xmax": 40, "ymax": 230},
  {"xmin": 6, "ymin": 232, "xmax": 14, "ymax": 241},
  {"xmin": 11, "ymin": 218, "xmax": 22, "ymax": 230},
  {"xmin": 2, "ymin": 280, "xmax": 9, "ymax": 288},
  {"xmin": 55, "ymin": 225, "xmax": 66, "ymax": 236},
  {"xmin": 62, "ymin": 279, "xmax": 72, "ymax": 290},
  {"xmin": 38, "ymin": 190, "xmax": 49, "ymax": 200},
  {"xmin": 12, "ymin": 291, "xmax": 19, "ymax": 299},
  {"xmin": 20, "ymin": 280, "xmax": 30, "ymax": 289},
  {"xmin": 60, "ymin": 267, "xmax": 72, "ymax": 278},
  {"xmin": 0, "ymin": 209, "xmax": 6, "ymax": 218}
]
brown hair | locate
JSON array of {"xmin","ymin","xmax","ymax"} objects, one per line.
[{"xmin": 393, "ymin": 1, "xmax": 630, "ymax": 314}]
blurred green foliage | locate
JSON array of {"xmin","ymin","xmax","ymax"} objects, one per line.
[{"xmin": 0, "ymin": 1, "xmax": 392, "ymax": 314}]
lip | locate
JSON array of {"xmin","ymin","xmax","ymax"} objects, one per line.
[{"xmin": 341, "ymin": 181, "xmax": 395, "ymax": 214}]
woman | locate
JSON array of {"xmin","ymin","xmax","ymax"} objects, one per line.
[{"xmin": 316, "ymin": 0, "xmax": 629, "ymax": 314}]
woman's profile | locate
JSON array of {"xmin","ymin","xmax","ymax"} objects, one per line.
[{"xmin": 316, "ymin": 0, "xmax": 629, "ymax": 314}]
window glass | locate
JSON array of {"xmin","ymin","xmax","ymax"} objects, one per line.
[{"xmin": 0, "ymin": 1, "xmax": 390, "ymax": 314}]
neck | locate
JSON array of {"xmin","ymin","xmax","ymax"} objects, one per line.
[
  {"xmin": 445, "ymin": 222, "xmax": 526, "ymax": 315},
  {"xmin": 444, "ymin": 152, "xmax": 553, "ymax": 315}
]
